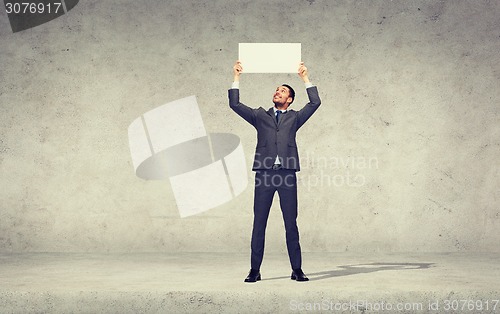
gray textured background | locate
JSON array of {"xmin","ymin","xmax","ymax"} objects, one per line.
[{"xmin": 0, "ymin": 0, "xmax": 498, "ymax": 253}]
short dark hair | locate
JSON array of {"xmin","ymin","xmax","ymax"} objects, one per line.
[{"xmin": 282, "ymin": 84, "xmax": 295, "ymax": 104}]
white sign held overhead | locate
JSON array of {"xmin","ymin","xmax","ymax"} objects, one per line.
[{"xmin": 238, "ymin": 43, "xmax": 301, "ymax": 73}]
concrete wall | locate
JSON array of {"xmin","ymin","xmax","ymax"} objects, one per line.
[{"xmin": 0, "ymin": 0, "xmax": 498, "ymax": 253}]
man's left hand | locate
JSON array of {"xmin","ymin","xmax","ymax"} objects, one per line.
[{"xmin": 298, "ymin": 62, "xmax": 310, "ymax": 83}]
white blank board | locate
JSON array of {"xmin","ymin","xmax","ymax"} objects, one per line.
[{"xmin": 238, "ymin": 43, "xmax": 301, "ymax": 73}]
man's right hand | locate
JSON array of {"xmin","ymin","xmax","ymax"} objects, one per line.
[{"xmin": 233, "ymin": 60, "xmax": 243, "ymax": 82}]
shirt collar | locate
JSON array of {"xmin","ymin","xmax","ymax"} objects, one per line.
[{"xmin": 273, "ymin": 106, "xmax": 288, "ymax": 114}]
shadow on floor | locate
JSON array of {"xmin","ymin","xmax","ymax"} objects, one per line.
[{"xmin": 261, "ymin": 262, "xmax": 435, "ymax": 282}]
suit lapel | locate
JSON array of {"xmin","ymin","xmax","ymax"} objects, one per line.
[
  {"xmin": 267, "ymin": 107, "xmax": 289, "ymax": 126},
  {"xmin": 267, "ymin": 107, "xmax": 277, "ymax": 126}
]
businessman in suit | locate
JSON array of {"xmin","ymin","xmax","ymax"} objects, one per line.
[{"xmin": 228, "ymin": 60, "xmax": 321, "ymax": 283}]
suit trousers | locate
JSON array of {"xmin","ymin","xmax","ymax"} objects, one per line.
[{"xmin": 251, "ymin": 169, "xmax": 302, "ymax": 270}]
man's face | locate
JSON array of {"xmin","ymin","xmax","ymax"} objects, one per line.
[{"xmin": 273, "ymin": 85, "xmax": 292, "ymax": 108}]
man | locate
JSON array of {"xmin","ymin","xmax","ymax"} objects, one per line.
[{"xmin": 228, "ymin": 60, "xmax": 321, "ymax": 283}]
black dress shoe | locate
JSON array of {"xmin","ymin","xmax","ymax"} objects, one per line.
[
  {"xmin": 291, "ymin": 268, "xmax": 309, "ymax": 281},
  {"xmin": 244, "ymin": 269, "xmax": 261, "ymax": 283}
]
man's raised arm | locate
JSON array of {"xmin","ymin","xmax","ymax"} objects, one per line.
[
  {"xmin": 297, "ymin": 62, "xmax": 321, "ymax": 128},
  {"xmin": 228, "ymin": 60, "xmax": 257, "ymax": 126}
]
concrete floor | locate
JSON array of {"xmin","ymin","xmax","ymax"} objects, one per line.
[{"xmin": 0, "ymin": 252, "xmax": 499, "ymax": 313}]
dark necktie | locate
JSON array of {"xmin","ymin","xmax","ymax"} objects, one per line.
[{"xmin": 276, "ymin": 110, "xmax": 281, "ymax": 123}]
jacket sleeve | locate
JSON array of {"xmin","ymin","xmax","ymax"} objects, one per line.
[
  {"xmin": 297, "ymin": 86, "xmax": 321, "ymax": 129},
  {"xmin": 228, "ymin": 88, "xmax": 257, "ymax": 127}
]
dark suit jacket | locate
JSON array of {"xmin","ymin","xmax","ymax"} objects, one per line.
[{"xmin": 228, "ymin": 86, "xmax": 321, "ymax": 171}]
